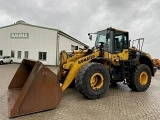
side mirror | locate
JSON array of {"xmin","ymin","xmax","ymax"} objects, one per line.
[{"xmin": 88, "ymin": 33, "xmax": 92, "ymax": 40}]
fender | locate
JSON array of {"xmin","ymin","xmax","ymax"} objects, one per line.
[{"xmin": 135, "ymin": 54, "xmax": 155, "ymax": 76}]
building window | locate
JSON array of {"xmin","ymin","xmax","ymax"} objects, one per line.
[
  {"xmin": 71, "ymin": 45, "xmax": 78, "ymax": 51},
  {"xmin": 39, "ymin": 52, "xmax": 47, "ymax": 61},
  {"xmin": 0, "ymin": 50, "xmax": 3, "ymax": 56},
  {"xmin": 24, "ymin": 51, "xmax": 29, "ymax": 59},
  {"xmin": 17, "ymin": 51, "xmax": 21, "ymax": 59},
  {"xmin": 79, "ymin": 47, "xmax": 83, "ymax": 51},
  {"xmin": 11, "ymin": 50, "xmax": 15, "ymax": 58}
]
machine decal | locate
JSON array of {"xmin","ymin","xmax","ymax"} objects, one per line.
[{"xmin": 78, "ymin": 55, "xmax": 95, "ymax": 64}]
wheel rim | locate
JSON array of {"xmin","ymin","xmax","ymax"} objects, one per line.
[
  {"xmin": 90, "ymin": 73, "xmax": 104, "ymax": 90},
  {"xmin": 139, "ymin": 71, "xmax": 148, "ymax": 85}
]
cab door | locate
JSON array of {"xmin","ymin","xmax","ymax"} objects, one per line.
[
  {"xmin": 114, "ymin": 33, "xmax": 129, "ymax": 60},
  {"xmin": 110, "ymin": 30, "xmax": 129, "ymax": 66},
  {"xmin": 3, "ymin": 56, "xmax": 7, "ymax": 63},
  {"xmin": 6, "ymin": 56, "xmax": 10, "ymax": 63}
]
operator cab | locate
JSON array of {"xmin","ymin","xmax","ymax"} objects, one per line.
[{"xmin": 95, "ymin": 27, "xmax": 129, "ymax": 54}]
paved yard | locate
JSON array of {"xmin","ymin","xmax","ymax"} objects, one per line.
[{"xmin": 0, "ymin": 64, "xmax": 160, "ymax": 120}]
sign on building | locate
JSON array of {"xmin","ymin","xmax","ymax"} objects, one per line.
[{"xmin": 10, "ymin": 33, "xmax": 29, "ymax": 38}]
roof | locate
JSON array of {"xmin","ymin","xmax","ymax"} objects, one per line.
[
  {"xmin": 111, "ymin": 27, "xmax": 128, "ymax": 33},
  {"xmin": 0, "ymin": 20, "xmax": 88, "ymax": 47},
  {"xmin": 58, "ymin": 30, "xmax": 88, "ymax": 47},
  {"xmin": 97, "ymin": 27, "xmax": 128, "ymax": 33}
]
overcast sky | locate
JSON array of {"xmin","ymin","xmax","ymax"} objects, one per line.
[{"xmin": 0, "ymin": 0, "xmax": 160, "ymax": 58}]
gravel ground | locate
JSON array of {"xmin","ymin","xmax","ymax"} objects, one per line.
[{"xmin": 1, "ymin": 64, "xmax": 160, "ymax": 120}]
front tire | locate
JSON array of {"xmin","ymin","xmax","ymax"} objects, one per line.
[
  {"xmin": 128, "ymin": 64, "xmax": 151, "ymax": 92},
  {"xmin": 75, "ymin": 62, "xmax": 110, "ymax": 99}
]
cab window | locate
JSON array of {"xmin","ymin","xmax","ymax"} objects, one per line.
[{"xmin": 114, "ymin": 31, "xmax": 128, "ymax": 52}]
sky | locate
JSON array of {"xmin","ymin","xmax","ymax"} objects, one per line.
[{"xmin": 0, "ymin": 0, "xmax": 160, "ymax": 58}]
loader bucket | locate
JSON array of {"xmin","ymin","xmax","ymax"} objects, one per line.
[{"xmin": 8, "ymin": 59, "xmax": 62, "ymax": 118}]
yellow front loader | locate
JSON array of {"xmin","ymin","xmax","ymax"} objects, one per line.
[{"xmin": 8, "ymin": 27, "xmax": 156, "ymax": 118}]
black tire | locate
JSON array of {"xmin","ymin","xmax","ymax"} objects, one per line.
[
  {"xmin": 128, "ymin": 64, "xmax": 151, "ymax": 92},
  {"xmin": 75, "ymin": 62, "xmax": 110, "ymax": 99},
  {"xmin": 0, "ymin": 61, "xmax": 3, "ymax": 65},
  {"xmin": 10, "ymin": 60, "xmax": 13, "ymax": 64}
]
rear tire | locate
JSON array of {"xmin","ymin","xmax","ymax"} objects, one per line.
[
  {"xmin": 0, "ymin": 61, "xmax": 3, "ymax": 65},
  {"xmin": 10, "ymin": 60, "xmax": 13, "ymax": 64},
  {"xmin": 75, "ymin": 62, "xmax": 110, "ymax": 99},
  {"xmin": 128, "ymin": 64, "xmax": 151, "ymax": 92}
]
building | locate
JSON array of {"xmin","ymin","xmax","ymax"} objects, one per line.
[{"xmin": 0, "ymin": 20, "xmax": 88, "ymax": 65}]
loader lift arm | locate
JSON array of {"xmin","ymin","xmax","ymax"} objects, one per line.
[{"xmin": 58, "ymin": 50, "xmax": 100, "ymax": 91}]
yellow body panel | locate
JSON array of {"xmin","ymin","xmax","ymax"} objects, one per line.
[{"xmin": 104, "ymin": 49, "xmax": 129, "ymax": 66}]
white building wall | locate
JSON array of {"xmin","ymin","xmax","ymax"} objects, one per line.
[
  {"xmin": 0, "ymin": 24, "xmax": 57, "ymax": 65},
  {"xmin": 58, "ymin": 35, "xmax": 84, "ymax": 52},
  {"xmin": 57, "ymin": 35, "xmax": 85, "ymax": 65},
  {"xmin": 0, "ymin": 23, "xmax": 87, "ymax": 65}
]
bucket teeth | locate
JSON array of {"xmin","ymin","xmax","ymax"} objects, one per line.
[{"xmin": 8, "ymin": 59, "xmax": 62, "ymax": 118}]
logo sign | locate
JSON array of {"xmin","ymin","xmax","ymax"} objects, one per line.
[
  {"xmin": 10, "ymin": 33, "xmax": 29, "ymax": 38},
  {"xmin": 78, "ymin": 55, "xmax": 95, "ymax": 64}
]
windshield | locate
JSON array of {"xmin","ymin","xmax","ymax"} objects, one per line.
[{"xmin": 95, "ymin": 29, "xmax": 111, "ymax": 51}]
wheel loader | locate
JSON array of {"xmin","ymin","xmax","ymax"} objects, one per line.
[{"xmin": 8, "ymin": 27, "xmax": 156, "ymax": 118}]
